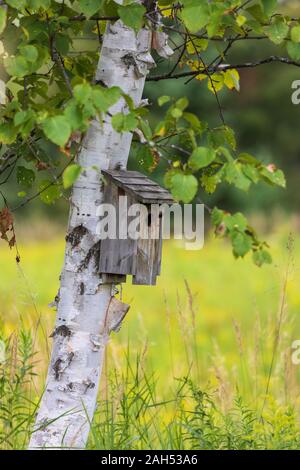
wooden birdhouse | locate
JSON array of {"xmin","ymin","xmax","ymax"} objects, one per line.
[{"xmin": 99, "ymin": 170, "xmax": 173, "ymax": 286}]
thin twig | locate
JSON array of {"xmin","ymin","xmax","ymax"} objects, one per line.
[{"xmin": 147, "ymin": 56, "xmax": 300, "ymax": 81}]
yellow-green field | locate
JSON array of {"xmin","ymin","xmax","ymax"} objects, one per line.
[
  {"xmin": 1, "ymin": 219, "xmax": 300, "ymax": 449},
  {"xmin": 1, "ymin": 220, "xmax": 300, "ymax": 395}
]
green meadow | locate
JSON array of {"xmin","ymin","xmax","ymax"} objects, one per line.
[{"xmin": 1, "ymin": 219, "xmax": 300, "ymax": 449}]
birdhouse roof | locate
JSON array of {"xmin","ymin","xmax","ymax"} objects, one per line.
[{"xmin": 102, "ymin": 170, "xmax": 174, "ymax": 204}]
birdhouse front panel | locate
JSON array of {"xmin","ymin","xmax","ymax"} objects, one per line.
[{"xmin": 99, "ymin": 170, "xmax": 173, "ymax": 286}]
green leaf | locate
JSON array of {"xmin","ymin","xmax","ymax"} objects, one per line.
[
  {"xmin": 183, "ymin": 113, "xmax": 204, "ymax": 134},
  {"xmin": 164, "ymin": 168, "xmax": 180, "ymax": 189},
  {"xmin": 261, "ymin": 0, "xmax": 278, "ymax": 16},
  {"xmin": 0, "ymin": 122, "xmax": 18, "ymax": 144},
  {"xmin": 0, "ymin": 7, "xmax": 7, "ymax": 34},
  {"xmin": 139, "ymin": 119, "xmax": 152, "ymax": 141},
  {"xmin": 260, "ymin": 166, "xmax": 286, "ymax": 187},
  {"xmin": 246, "ymin": 4, "xmax": 267, "ymax": 23},
  {"xmin": 64, "ymin": 101, "xmax": 85, "ymax": 131},
  {"xmin": 287, "ymin": 41, "xmax": 300, "ymax": 61},
  {"xmin": 223, "ymin": 127, "xmax": 236, "ymax": 150},
  {"xmin": 170, "ymin": 172, "xmax": 198, "ymax": 203},
  {"xmin": 6, "ymin": 0, "xmax": 26, "ymax": 7},
  {"xmin": 14, "ymin": 111, "xmax": 28, "ymax": 127},
  {"xmin": 42, "ymin": 115, "xmax": 71, "ymax": 147},
  {"xmin": 208, "ymin": 126, "xmax": 236, "ymax": 150},
  {"xmin": 27, "ymin": 0, "xmax": 51, "ymax": 9},
  {"xmin": 4, "ymin": 56, "xmax": 29, "ymax": 78},
  {"xmin": 158, "ymin": 95, "xmax": 171, "ymax": 106},
  {"xmin": 39, "ymin": 181, "xmax": 62, "ymax": 205},
  {"xmin": 200, "ymin": 173, "xmax": 220, "ymax": 194},
  {"xmin": 223, "ymin": 69, "xmax": 240, "ymax": 91},
  {"xmin": 56, "ymin": 33, "xmax": 71, "ymax": 55},
  {"xmin": 291, "ymin": 25, "xmax": 300, "ymax": 43},
  {"xmin": 4, "ymin": 44, "xmax": 48, "ymax": 79},
  {"xmin": 186, "ymin": 38, "xmax": 208, "ymax": 54},
  {"xmin": 92, "ymin": 86, "xmax": 121, "ymax": 113},
  {"xmin": 63, "ymin": 164, "xmax": 82, "ymax": 189},
  {"xmin": 118, "ymin": 4, "xmax": 146, "ymax": 32},
  {"xmin": 206, "ymin": 6, "xmax": 225, "ymax": 38},
  {"xmin": 224, "ymin": 162, "xmax": 252, "ymax": 191},
  {"xmin": 238, "ymin": 152, "xmax": 260, "ymax": 165},
  {"xmin": 175, "ymin": 97, "xmax": 189, "ymax": 111},
  {"xmin": 211, "ymin": 207, "xmax": 224, "ymax": 226},
  {"xmin": 181, "ymin": 1, "xmax": 210, "ymax": 33},
  {"xmin": 78, "ymin": 0, "xmax": 104, "ymax": 17},
  {"xmin": 231, "ymin": 231, "xmax": 252, "ymax": 257},
  {"xmin": 236, "ymin": 15, "xmax": 246, "ymax": 28},
  {"xmin": 74, "ymin": 83, "xmax": 92, "ymax": 103},
  {"xmin": 242, "ymin": 164, "xmax": 260, "ymax": 183},
  {"xmin": 264, "ymin": 18, "xmax": 288, "ymax": 45},
  {"xmin": 189, "ymin": 147, "xmax": 216, "ymax": 171},
  {"xmin": 19, "ymin": 45, "xmax": 38, "ymax": 63},
  {"xmin": 224, "ymin": 213, "xmax": 248, "ymax": 232},
  {"xmin": 16, "ymin": 166, "xmax": 35, "ymax": 188},
  {"xmin": 14, "ymin": 109, "xmax": 36, "ymax": 137},
  {"xmin": 170, "ymin": 108, "xmax": 183, "ymax": 119},
  {"xmin": 112, "ymin": 112, "xmax": 138, "ymax": 132},
  {"xmin": 136, "ymin": 145, "xmax": 154, "ymax": 171},
  {"xmin": 253, "ymin": 249, "xmax": 272, "ymax": 267}
]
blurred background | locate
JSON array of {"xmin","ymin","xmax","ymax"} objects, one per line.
[{"xmin": 1, "ymin": 1, "xmax": 300, "ymax": 449}]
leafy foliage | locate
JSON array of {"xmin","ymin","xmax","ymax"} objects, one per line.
[
  {"xmin": 1, "ymin": 319, "xmax": 300, "ymax": 450},
  {"xmin": 0, "ymin": 0, "xmax": 294, "ymax": 263}
]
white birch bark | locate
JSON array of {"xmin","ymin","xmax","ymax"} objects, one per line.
[{"xmin": 29, "ymin": 19, "xmax": 154, "ymax": 450}]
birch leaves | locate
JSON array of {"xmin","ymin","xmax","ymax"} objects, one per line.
[{"xmin": 0, "ymin": 0, "xmax": 292, "ymax": 264}]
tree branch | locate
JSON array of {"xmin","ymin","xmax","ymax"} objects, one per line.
[{"xmin": 147, "ymin": 56, "xmax": 300, "ymax": 81}]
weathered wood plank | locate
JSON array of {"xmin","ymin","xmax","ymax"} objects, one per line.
[
  {"xmin": 101, "ymin": 274, "xmax": 127, "ymax": 284},
  {"xmin": 132, "ymin": 205, "xmax": 161, "ymax": 285},
  {"xmin": 134, "ymin": 192, "xmax": 174, "ymax": 203},
  {"xmin": 104, "ymin": 170, "xmax": 142, "ymax": 178},
  {"xmin": 153, "ymin": 218, "xmax": 163, "ymax": 277},
  {"xmin": 102, "ymin": 169, "xmax": 173, "ymax": 204},
  {"xmin": 112, "ymin": 177, "xmax": 152, "ymax": 186},
  {"xmin": 99, "ymin": 187, "xmax": 137, "ymax": 276},
  {"xmin": 124, "ymin": 184, "xmax": 170, "ymax": 193},
  {"xmin": 100, "ymin": 169, "xmax": 170, "ymax": 284}
]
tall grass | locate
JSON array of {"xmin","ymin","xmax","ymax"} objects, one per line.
[
  {"xmin": 0, "ymin": 225, "xmax": 300, "ymax": 449},
  {"xmin": 0, "ymin": 330, "xmax": 38, "ymax": 449},
  {"xmin": 0, "ymin": 265, "xmax": 299, "ymax": 449},
  {"xmin": 1, "ymin": 329, "xmax": 299, "ymax": 449}
]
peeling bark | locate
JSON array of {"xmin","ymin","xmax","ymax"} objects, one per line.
[{"xmin": 29, "ymin": 19, "xmax": 154, "ymax": 450}]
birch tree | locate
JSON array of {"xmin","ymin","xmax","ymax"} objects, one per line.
[{"xmin": 0, "ymin": 0, "xmax": 298, "ymax": 449}]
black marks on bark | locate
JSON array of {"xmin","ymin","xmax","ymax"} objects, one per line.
[
  {"xmin": 95, "ymin": 79, "xmax": 107, "ymax": 88},
  {"xmin": 53, "ymin": 358, "xmax": 63, "ymax": 380},
  {"xmin": 143, "ymin": 0, "xmax": 156, "ymax": 12},
  {"xmin": 114, "ymin": 162, "xmax": 122, "ymax": 171},
  {"xmin": 50, "ymin": 325, "xmax": 72, "ymax": 338},
  {"xmin": 79, "ymin": 282, "xmax": 85, "ymax": 295},
  {"xmin": 83, "ymin": 379, "xmax": 95, "ymax": 392},
  {"xmin": 66, "ymin": 225, "xmax": 88, "ymax": 248},
  {"xmin": 122, "ymin": 53, "xmax": 136, "ymax": 68},
  {"xmin": 55, "ymin": 291, "xmax": 60, "ymax": 305},
  {"xmin": 39, "ymin": 418, "xmax": 52, "ymax": 431},
  {"xmin": 67, "ymin": 382, "xmax": 73, "ymax": 391},
  {"xmin": 53, "ymin": 352, "xmax": 74, "ymax": 381},
  {"xmin": 48, "ymin": 290, "xmax": 60, "ymax": 309},
  {"xmin": 66, "ymin": 379, "xmax": 95, "ymax": 394},
  {"xmin": 79, "ymin": 241, "xmax": 101, "ymax": 272}
]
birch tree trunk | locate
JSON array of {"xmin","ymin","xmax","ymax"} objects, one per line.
[{"xmin": 29, "ymin": 18, "xmax": 154, "ymax": 450}]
